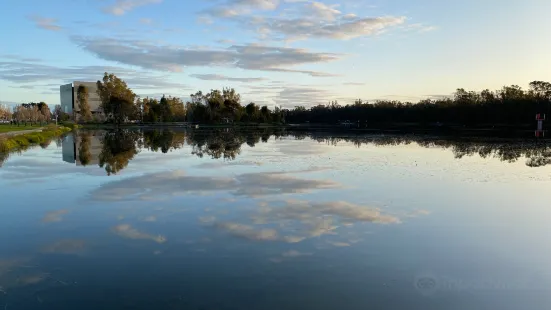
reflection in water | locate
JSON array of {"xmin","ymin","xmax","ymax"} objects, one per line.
[
  {"xmin": 98, "ymin": 130, "xmax": 140, "ymax": 175},
  {"xmin": 1, "ymin": 129, "xmax": 550, "ymax": 309},
  {"xmin": 57, "ymin": 129, "xmax": 551, "ymax": 175}
]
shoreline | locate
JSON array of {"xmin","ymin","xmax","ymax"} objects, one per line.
[
  {"xmin": 77, "ymin": 122, "xmax": 545, "ymax": 138},
  {"xmin": 0, "ymin": 126, "xmax": 73, "ymax": 153}
]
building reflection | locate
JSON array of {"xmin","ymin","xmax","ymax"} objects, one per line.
[{"xmin": 61, "ymin": 131, "xmax": 103, "ymax": 166}]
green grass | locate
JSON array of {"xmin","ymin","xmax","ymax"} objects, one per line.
[
  {"xmin": 0, "ymin": 125, "xmax": 73, "ymax": 153},
  {"xmin": 0, "ymin": 124, "xmax": 43, "ymax": 133}
]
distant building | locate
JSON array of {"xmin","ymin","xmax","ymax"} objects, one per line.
[{"xmin": 59, "ymin": 81, "xmax": 103, "ymax": 120}]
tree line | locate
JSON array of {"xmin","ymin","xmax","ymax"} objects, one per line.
[
  {"xmin": 90, "ymin": 72, "xmax": 285, "ymax": 125},
  {"xmin": 12, "ymin": 102, "xmax": 52, "ymax": 125},
  {"xmin": 286, "ymin": 81, "xmax": 551, "ymax": 126},
  {"xmin": 4, "ymin": 74, "xmax": 551, "ymax": 128}
]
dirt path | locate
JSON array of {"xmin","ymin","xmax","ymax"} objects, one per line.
[{"xmin": 0, "ymin": 128, "xmax": 43, "ymax": 137}]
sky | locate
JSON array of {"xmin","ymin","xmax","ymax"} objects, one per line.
[{"xmin": 1, "ymin": 0, "xmax": 551, "ymax": 108}]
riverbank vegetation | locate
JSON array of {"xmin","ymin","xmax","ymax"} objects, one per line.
[{"xmin": 0, "ymin": 125, "xmax": 72, "ymax": 153}]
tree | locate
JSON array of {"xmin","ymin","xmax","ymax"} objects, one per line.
[
  {"xmin": 206, "ymin": 90, "xmax": 224, "ymax": 122},
  {"xmin": 159, "ymin": 95, "xmax": 172, "ymax": 122},
  {"xmin": 0, "ymin": 104, "xmax": 11, "ymax": 121},
  {"xmin": 40, "ymin": 104, "xmax": 51, "ymax": 124},
  {"xmin": 260, "ymin": 105, "xmax": 271, "ymax": 122},
  {"xmin": 246, "ymin": 102, "xmax": 259, "ymax": 122},
  {"xmin": 77, "ymin": 85, "xmax": 92, "ymax": 122},
  {"xmin": 96, "ymin": 72, "xmax": 137, "ymax": 126}
]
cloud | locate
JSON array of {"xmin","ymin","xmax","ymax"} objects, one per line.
[
  {"xmin": 190, "ymin": 74, "xmax": 267, "ymax": 82},
  {"xmin": 207, "ymin": 199, "xmax": 399, "ymax": 244},
  {"xmin": 71, "ymin": 36, "xmax": 340, "ymax": 76},
  {"xmin": 112, "ymin": 224, "xmax": 167, "ymax": 243},
  {"xmin": 102, "ymin": 0, "xmax": 163, "ymax": 15},
  {"xmin": 90, "ymin": 169, "xmax": 340, "ymax": 201},
  {"xmin": 305, "ymin": 2, "xmax": 341, "ymax": 21},
  {"xmin": 204, "ymin": 0, "xmax": 280, "ymax": 17},
  {"xmin": 272, "ymin": 86, "xmax": 338, "ymax": 108},
  {"xmin": 139, "ymin": 18, "xmax": 153, "ymax": 25},
  {"xmin": 260, "ymin": 16, "xmax": 407, "ymax": 41},
  {"xmin": 41, "ymin": 239, "xmax": 86, "ymax": 255},
  {"xmin": 142, "ymin": 215, "xmax": 157, "ymax": 222},
  {"xmin": 214, "ymin": 222, "xmax": 279, "ymax": 241},
  {"xmin": 201, "ymin": 0, "xmax": 407, "ymax": 41},
  {"xmin": 344, "ymin": 82, "xmax": 365, "ymax": 86},
  {"xmin": 28, "ymin": 16, "xmax": 62, "ymax": 31},
  {"xmin": 327, "ymin": 241, "xmax": 350, "ymax": 247},
  {"xmin": 0, "ymin": 60, "xmax": 189, "ymax": 92},
  {"xmin": 281, "ymin": 250, "xmax": 312, "ymax": 257},
  {"xmin": 252, "ymin": 200, "xmax": 401, "ymax": 228},
  {"xmin": 42, "ymin": 210, "xmax": 69, "ymax": 223}
]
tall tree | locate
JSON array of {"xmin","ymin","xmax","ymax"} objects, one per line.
[
  {"xmin": 96, "ymin": 72, "xmax": 137, "ymax": 126},
  {"xmin": 40, "ymin": 104, "xmax": 51, "ymax": 124},
  {"xmin": 77, "ymin": 85, "xmax": 92, "ymax": 122},
  {"xmin": 159, "ymin": 95, "xmax": 172, "ymax": 122}
]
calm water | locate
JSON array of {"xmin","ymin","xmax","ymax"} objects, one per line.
[{"xmin": 1, "ymin": 129, "xmax": 550, "ymax": 310}]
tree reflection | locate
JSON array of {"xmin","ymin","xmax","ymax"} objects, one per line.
[
  {"xmin": 78, "ymin": 132, "xmax": 92, "ymax": 166},
  {"xmin": 70, "ymin": 129, "xmax": 551, "ymax": 176},
  {"xmin": 99, "ymin": 130, "xmax": 140, "ymax": 176}
]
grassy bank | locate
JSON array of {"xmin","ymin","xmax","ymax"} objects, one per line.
[
  {"xmin": 0, "ymin": 124, "xmax": 44, "ymax": 133},
  {"xmin": 0, "ymin": 125, "xmax": 72, "ymax": 153}
]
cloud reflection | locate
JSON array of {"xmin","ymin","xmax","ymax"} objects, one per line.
[
  {"xmin": 91, "ymin": 170, "xmax": 339, "ymax": 201},
  {"xmin": 209, "ymin": 200, "xmax": 401, "ymax": 244},
  {"xmin": 214, "ymin": 222, "xmax": 279, "ymax": 241},
  {"xmin": 42, "ymin": 239, "xmax": 86, "ymax": 255},
  {"xmin": 42, "ymin": 209, "xmax": 69, "ymax": 223},
  {"xmin": 112, "ymin": 224, "xmax": 167, "ymax": 243}
]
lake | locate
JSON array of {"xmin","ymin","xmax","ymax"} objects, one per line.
[{"xmin": 0, "ymin": 129, "xmax": 550, "ymax": 310}]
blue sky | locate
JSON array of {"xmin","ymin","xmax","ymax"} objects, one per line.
[{"xmin": 1, "ymin": 0, "xmax": 550, "ymax": 108}]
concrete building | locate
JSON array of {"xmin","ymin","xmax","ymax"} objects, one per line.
[{"xmin": 60, "ymin": 81, "xmax": 103, "ymax": 120}]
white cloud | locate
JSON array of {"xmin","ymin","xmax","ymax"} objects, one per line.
[
  {"xmin": 305, "ymin": 2, "xmax": 341, "ymax": 21},
  {"xmin": 190, "ymin": 74, "xmax": 268, "ymax": 82},
  {"xmin": 102, "ymin": 0, "xmax": 163, "ymax": 16},
  {"xmin": 71, "ymin": 36, "xmax": 340, "ymax": 76},
  {"xmin": 204, "ymin": 0, "xmax": 280, "ymax": 17}
]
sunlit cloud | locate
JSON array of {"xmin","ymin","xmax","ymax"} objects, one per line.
[
  {"xmin": 28, "ymin": 16, "xmax": 62, "ymax": 31},
  {"xmin": 102, "ymin": 0, "xmax": 163, "ymax": 16}
]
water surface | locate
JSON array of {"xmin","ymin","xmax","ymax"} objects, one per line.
[{"xmin": 0, "ymin": 129, "xmax": 550, "ymax": 310}]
